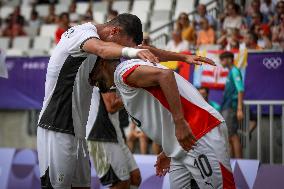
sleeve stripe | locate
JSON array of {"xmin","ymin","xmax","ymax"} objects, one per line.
[
  {"xmin": 122, "ymin": 65, "xmax": 140, "ymax": 87},
  {"xmin": 80, "ymin": 36, "xmax": 100, "ymax": 52}
]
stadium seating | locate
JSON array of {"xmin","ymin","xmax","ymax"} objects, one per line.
[
  {"xmin": 153, "ymin": 0, "xmax": 173, "ymax": 11},
  {"xmin": 112, "ymin": 0, "xmax": 130, "ymax": 14},
  {"xmin": 39, "ymin": 24, "xmax": 58, "ymax": 40},
  {"xmin": 0, "ymin": 37, "xmax": 10, "ymax": 50},
  {"xmin": 174, "ymin": 0, "xmax": 195, "ymax": 19},
  {"xmin": 35, "ymin": 4, "xmax": 49, "ymax": 18}
]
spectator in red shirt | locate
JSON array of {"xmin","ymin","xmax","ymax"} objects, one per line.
[{"xmin": 55, "ymin": 13, "xmax": 70, "ymax": 44}]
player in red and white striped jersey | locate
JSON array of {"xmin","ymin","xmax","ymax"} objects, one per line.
[{"xmin": 90, "ymin": 57, "xmax": 236, "ymax": 188}]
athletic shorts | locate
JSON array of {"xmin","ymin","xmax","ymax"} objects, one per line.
[
  {"xmin": 222, "ymin": 108, "xmax": 239, "ymax": 136},
  {"xmin": 169, "ymin": 122, "xmax": 236, "ymax": 189},
  {"xmin": 88, "ymin": 140, "xmax": 138, "ymax": 187},
  {"xmin": 37, "ymin": 127, "xmax": 91, "ymax": 189}
]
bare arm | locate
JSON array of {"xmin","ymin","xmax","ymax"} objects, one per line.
[
  {"xmin": 237, "ymin": 91, "xmax": 244, "ymax": 122},
  {"xmin": 138, "ymin": 45, "xmax": 216, "ymax": 66},
  {"xmin": 126, "ymin": 66, "xmax": 196, "ymax": 151},
  {"xmin": 82, "ymin": 38, "xmax": 159, "ymax": 62},
  {"xmin": 101, "ymin": 92, "xmax": 124, "ymax": 114}
]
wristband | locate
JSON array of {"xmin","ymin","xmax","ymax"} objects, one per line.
[{"xmin": 122, "ymin": 47, "xmax": 143, "ymax": 58}]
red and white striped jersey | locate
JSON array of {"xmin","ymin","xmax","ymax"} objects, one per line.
[{"xmin": 114, "ymin": 59, "xmax": 224, "ymax": 158}]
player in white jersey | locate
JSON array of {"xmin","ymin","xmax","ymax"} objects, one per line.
[
  {"xmin": 86, "ymin": 88, "xmax": 140, "ymax": 189},
  {"xmin": 37, "ymin": 14, "xmax": 161, "ymax": 189},
  {"xmin": 89, "ymin": 58, "xmax": 236, "ymax": 189}
]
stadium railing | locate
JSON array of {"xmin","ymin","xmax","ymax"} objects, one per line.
[{"xmin": 242, "ymin": 100, "xmax": 284, "ymax": 164}]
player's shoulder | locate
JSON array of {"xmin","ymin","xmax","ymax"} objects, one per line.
[{"xmin": 115, "ymin": 59, "xmax": 147, "ymax": 74}]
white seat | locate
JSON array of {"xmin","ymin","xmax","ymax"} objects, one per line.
[
  {"xmin": 0, "ymin": 37, "xmax": 10, "ymax": 50},
  {"xmin": 21, "ymin": 5, "xmax": 32, "ymax": 20},
  {"xmin": 153, "ymin": 0, "xmax": 173, "ymax": 11},
  {"xmin": 55, "ymin": 4, "xmax": 68, "ymax": 15},
  {"xmin": 32, "ymin": 37, "xmax": 52, "ymax": 51},
  {"xmin": 6, "ymin": 49, "xmax": 24, "ymax": 56},
  {"xmin": 76, "ymin": 2, "xmax": 89, "ymax": 15},
  {"xmin": 93, "ymin": 12, "xmax": 106, "ymax": 24},
  {"xmin": 132, "ymin": 0, "xmax": 151, "ymax": 13},
  {"xmin": 93, "ymin": 1, "xmax": 108, "ymax": 14},
  {"xmin": 150, "ymin": 21, "xmax": 169, "ymax": 31},
  {"xmin": 5, "ymin": 0, "xmax": 21, "ymax": 7},
  {"xmin": 112, "ymin": 0, "xmax": 130, "ymax": 13},
  {"xmin": 0, "ymin": 6, "xmax": 14, "ymax": 19},
  {"xmin": 152, "ymin": 10, "xmax": 171, "ymax": 21},
  {"xmin": 27, "ymin": 49, "xmax": 47, "ymax": 56},
  {"xmin": 12, "ymin": 37, "xmax": 30, "ymax": 51},
  {"xmin": 131, "ymin": 10, "xmax": 148, "ymax": 24},
  {"xmin": 36, "ymin": 4, "xmax": 49, "ymax": 17},
  {"xmin": 174, "ymin": 0, "xmax": 195, "ymax": 19},
  {"xmin": 40, "ymin": 24, "xmax": 58, "ymax": 39},
  {"xmin": 58, "ymin": 0, "xmax": 72, "ymax": 7},
  {"xmin": 24, "ymin": 26, "xmax": 39, "ymax": 37}
]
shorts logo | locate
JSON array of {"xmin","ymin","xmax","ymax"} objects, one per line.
[
  {"xmin": 263, "ymin": 57, "xmax": 282, "ymax": 69},
  {"xmin": 58, "ymin": 173, "xmax": 64, "ymax": 183}
]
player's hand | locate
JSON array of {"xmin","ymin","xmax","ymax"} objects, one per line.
[
  {"xmin": 154, "ymin": 152, "xmax": 171, "ymax": 177},
  {"xmin": 183, "ymin": 55, "xmax": 216, "ymax": 66},
  {"xmin": 175, "ymin": 118, "xmax": 197, "ymax": 151},
  {"xmin": 137, "ymin": 49, "xmax": 159, "ymax": 63},
  {"xmin": 237, "ymin": 109, "xmax": 244, "ymax": 122}
]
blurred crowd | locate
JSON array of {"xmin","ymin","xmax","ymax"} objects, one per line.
[
  {"xmin": 0, "ymin": 0, "xmax": 118, "ymax": 42},
  {"xmin": 166, "ymin": 0, "xmax": 284, "ymax": 51}
]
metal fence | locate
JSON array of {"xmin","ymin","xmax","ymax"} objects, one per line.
[{"xmin": 242, "ymin": 100, "xmax": 284, "ymax": 164}]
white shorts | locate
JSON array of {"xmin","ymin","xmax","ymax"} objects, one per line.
[
  {"xmin": 37, "ymin": 127, "xmax": 91, "ymax": 188},
  {"xmin": 88, "ymin": 140, "xmax": 138, "ymax": 187},
  {"xmin": 169, "ymin": 122, "xmax": 236, "ymax": 189}
]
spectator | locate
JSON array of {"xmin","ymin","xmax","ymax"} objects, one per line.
[
  {"xmin": 55, "ymin": 12, "xmax": 70, "ymax": 44},
  {"xmin": 45, "ymin": 4, "xmax": 58, "ymax": 24},
  {"xmin": 198, "ymin": 87, "xmax": 221, "ymax": 111},
  {"xmin": 260, "ymin": 0, "xmax": 276, "ymax": 17},
  {"xmin": 29, "ymin": 10, "xmax": 41, "ymax": 29},
  {"xmin": 220, "ymin": 51, "xmax": 244, "ymax": 159},
  {"xmin": 107, "ymin": 9, "xmax": 118, "ymax": 22},
  {"xmin": 196, "ymin": 18, "xmax": 215, "ymax": 46},
  {"xmin": 223, "ymin": 3, "xmax": 244, "ymax": 31},
  {"xmin": 0, "ymin": 18, "xmax": 3, "ymax": 36},
  {"xmin": 241, "ymin": 31, "xmax": 263, "ymax": 49},
  {"xmin": 194, "ymin": 4, "xmax": 215, "ymax": 31},
  {"xmin": 2, "ymin": 22, "xmax": 26, "ymax": 38},
  {"xmin": 165, "ymin": 30, "xmax": 189, "ymax": 52},
  {"xmin": 217, "ymin": 28, "xmax": 242, "ymax": 50},
  {"xmin": 9, "ymin": 6, "xmax": 25, "ymax": 26},
  {"xmin": 271, "ymin": 1, "xmax": 284, "ymax": 26},
  {"xmin": 176, "ymin": 12, "xmax": 195, "ymax": 44},
  {"xmin": 246, "ymin": 0, "xmax": 269, "ymax": 26},
  {"xmin": 250, "ymin": 12, "xmax": 272, "ymax": 49},
  {"xmin": 127, "ymin": 121, "xmax": 148, "ymax": 154},
  {"xmin": 272, "ymin": 12, "xmax": 284, "ymax": 49},
  {"xmin": 69, "ymin": 1, "xmax": 80, "ymax": 23},
  {"xmin": 81, "ymin": 7, "xmax": 93, "ymax": 23}
]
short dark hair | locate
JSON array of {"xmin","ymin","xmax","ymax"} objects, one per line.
[
  {"xmin": 107, "ymin": 13, "xmax": 143, "ymax": 45},
  {"xmin": 198, "ymin": 87, "xmax": 209, "ymax": 94},
  {"xmin": 220, "ymin": 51, "xmax": 234, "ymax": 60}
]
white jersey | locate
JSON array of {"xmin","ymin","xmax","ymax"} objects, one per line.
[
  {"xmin": 114, "ymin": 59, "xmax": 224, "ymax": 158},
  {"xmin": 38, "ymin": 22, "xmax": 99, "ymax": 137}
]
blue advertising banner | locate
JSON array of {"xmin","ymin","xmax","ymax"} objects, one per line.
[
  {"xmin": 0, "ymin": 57, "xmax": 48, "ymax": 109},
  {"xmin": 0, "ymin": 52, "xmax": 283, "ymax": 110}
]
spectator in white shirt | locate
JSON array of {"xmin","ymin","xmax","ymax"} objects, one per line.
[
  {"xmin": 166, "ymin": 30, "xmax": 190, "ymax": 52},
  {"xmin": 223, "ymin": 3, "xmax": 244, "ymax": 31}
]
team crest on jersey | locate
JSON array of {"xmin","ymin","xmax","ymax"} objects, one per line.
[{"xmin": 58, "ymin": 173, "xmax": 65, "ymax": 183}]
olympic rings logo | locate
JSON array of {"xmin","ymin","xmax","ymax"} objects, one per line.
[{"xmin": 262, "ymin": 57, "xmax": 282, "ymax": 69}]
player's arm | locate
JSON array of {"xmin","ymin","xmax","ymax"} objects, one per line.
[
  {"xmin": 126, "ymin": 65, "xmax": 196, "ymax": 151},
  {"xmin": 101, "ymin": 92, "xmax": 124, "ymax": 114},
  {"xmin": 82, "ymin": 38, "xmax": 159, "ymax": 62},
  {"xmin": 138, "ymin": 45, "xmax": 216, "ymax": 66},
  {"xmin": 232, "ymin": 70, "xmax": 244, "ymax": 122}
]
